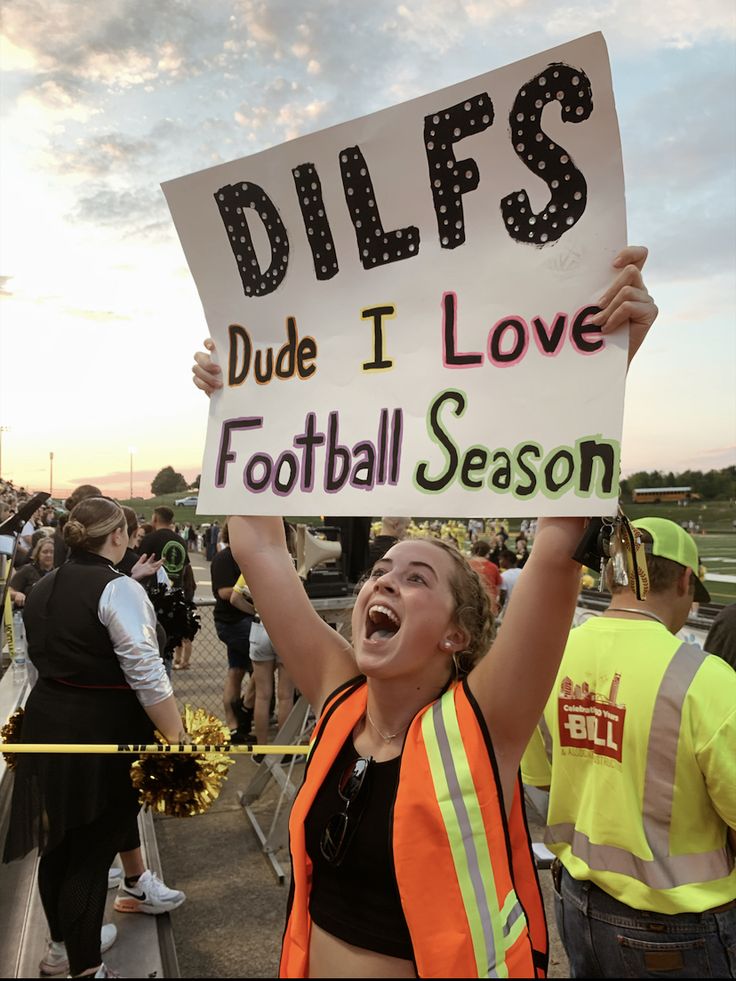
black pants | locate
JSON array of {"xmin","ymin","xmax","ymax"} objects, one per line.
[{"xmin": 38, "ymin": 804, "xmax": 139, "ymax": 976}]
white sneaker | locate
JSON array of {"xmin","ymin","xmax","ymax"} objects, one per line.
[
  {"xmin": 94, "ymin": 964, "xmax": 121, "ymax": 978},
  {"xmin": 38, "ymin": 923, "xmax": 117, "ymax": 976},
  {"xmin": 107, "ymin": 866, "xmax": 123, "ymax": 890},
  {"xmin": 113, "ymin": 869, "xmax": 186, "ymax": 915}
]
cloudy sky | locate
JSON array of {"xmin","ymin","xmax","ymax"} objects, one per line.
[{"xmin": 1, "ymin": 0, "xmax": 734, "ymax": 500}]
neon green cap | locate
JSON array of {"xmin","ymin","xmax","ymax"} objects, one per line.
[{"xmin": 633, "ymin": 517, "xmax": 710, "ymax": 603}]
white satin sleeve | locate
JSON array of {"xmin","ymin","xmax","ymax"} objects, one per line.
[{"xmin": 98, "ymin": 576, "xmax": 173, "ymax": 706}]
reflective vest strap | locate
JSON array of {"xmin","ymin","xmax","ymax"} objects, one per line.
[
  {"xmin": 507, "ymin": 773, "xmax": 549, "ymax": 976},
  {"xmin": 281, "ymin": 679, "xmax": 367, "ymax": 978},
  {"xmin": 643, "ymin": 642, "xmax": 706, "ymax": 855},
  {"xmin": 544, "ymin": 823, "xmax": 733, "ymax": 892},
  {"xmin": 422, "ymin": 692, "xmax": 508, "ymax": 978}
]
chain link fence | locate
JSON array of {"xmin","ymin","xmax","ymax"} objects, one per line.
[{"xmin": 167, "ymin": 599, "xmax": 232, "ymax": 721}]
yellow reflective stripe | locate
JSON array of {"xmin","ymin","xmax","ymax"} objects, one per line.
[
  {"xmin": 422, "ymin": 693, "xmax": 508, "ymax": 978},
  {"xmin": 421, "ymin": 706, "xmax": 490, "ymax": 977},
  {"xmin": 439, "ymin": 695, "xmax": 509, "ymax": 978}
]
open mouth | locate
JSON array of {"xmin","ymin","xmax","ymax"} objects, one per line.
[{"xmin": 366, "ymin": 604, "xmax": 401, "ymax": 641}]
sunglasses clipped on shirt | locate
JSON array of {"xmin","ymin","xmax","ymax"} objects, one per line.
[{"xmin": 320, "ymin": 755, "xmax": 373, "ymax": 867}]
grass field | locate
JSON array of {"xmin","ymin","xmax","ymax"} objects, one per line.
[
  {"xmin": 693, "ymin": 533, "xmax": 736, "ymax": 606},
  {"xmin": 623, "ymin": 500, "xmax": 736, "ymax": 535}
]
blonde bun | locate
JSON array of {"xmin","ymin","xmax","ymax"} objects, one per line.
[
  {"xmin": 63, "ymin": 517, "xmax": 88, "ymax": 548},
  {"xmin": 64, "ymin": 498, "xmax": 125, "ymax": 553}
]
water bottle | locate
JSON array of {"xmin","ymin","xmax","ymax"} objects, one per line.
[{"xmin": 11, "ymin": 610, "xmax": 28, "ymax": 683}]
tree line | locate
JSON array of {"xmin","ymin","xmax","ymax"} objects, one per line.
[
  {"xmin": 620, "ymin": 466, "xmax": 735, "ymax": 502},
  {"xmin": 150, "ymin": 467, "xmax": 200, "ymax": 496},
  {"xmin": 148, "ymin": 464, "xmax": 734, "ymax": 502}
]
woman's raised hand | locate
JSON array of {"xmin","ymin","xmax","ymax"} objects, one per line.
[
  {"xmin": 591, "ymin": 245, "xmax": 658, "ymax": 366},
  {"xmin": 130, "ymin": 553, "xmax": 164, "ymax": 581},
  {"xmin": 192, "ymin": 338, "xmax": 222, "ymax": 396}
]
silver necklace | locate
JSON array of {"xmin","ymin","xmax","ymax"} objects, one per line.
[
  {"xmin": 608, "ymin": 607, "xmax": 666, "ymax": 627},
  {"xmin": 366, "ymin": 708, "xmax": 409, "ymax": 744}
]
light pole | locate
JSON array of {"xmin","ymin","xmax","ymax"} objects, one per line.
[
  {"xmin": 0, "ymin": 426, "xmax": 8, "ymax": 481},
  {"xmin": 49, "ymin": 451, "xmax": 54, "ymax": 497},
  {"xmin": 128, "ymin": 446, "xmax": 136, "ymax": 500}
]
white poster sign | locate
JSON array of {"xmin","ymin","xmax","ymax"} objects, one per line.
[{"xmin": 163, "ymin": 32, "xmax": 626, "ymax": 518}]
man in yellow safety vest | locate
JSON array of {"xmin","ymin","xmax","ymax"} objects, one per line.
[{"xmin": 522, "ymin": 517, "xmax": 736, "ymax": 977}]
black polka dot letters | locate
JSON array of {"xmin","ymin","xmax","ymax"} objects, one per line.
[
  {"xmin": 291, "ymin": 163, "xmax": 339, "ymax": 281},
  {"xmin": 423, "ymin": 94, "xmax": 494, "ymax": 250},
  {"xmin": 339, "ymin": 145, "xmax": 420, "ymax": 271},
  {"xmin": 502, "ymin": 63, "xmax": 593, "ymax": 245},
  {"xmin": 214, "ymin": 182, "xmax": 290, "ymax": 297},
  {"xmin": 214, "ymin": 61, "xmax": 594, "ymax": 297}
]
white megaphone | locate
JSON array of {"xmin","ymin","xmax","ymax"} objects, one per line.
[{"xmin": 296, "ymin": 524, "xmax": 342, "ymax": 580}]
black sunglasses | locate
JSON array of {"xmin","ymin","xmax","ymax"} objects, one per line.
[{"xmin": 320, "ymin": 756, "xmax": 372, "ymax": 866}]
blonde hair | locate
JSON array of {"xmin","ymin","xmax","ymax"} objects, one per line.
[
  {"xmin": 31, "ymin": 536, "xmax": 55, "ymax": 562},
  {"xmin": 419, "ymin": 538, "xmax": 496, "ymax": 673},
  {"xmin": 64, "ymin": 498, "xmax": 125, "ymax": 553}
]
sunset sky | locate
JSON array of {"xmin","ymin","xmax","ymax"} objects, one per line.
[{"xmin": 1, "ymin": 0, "xmax": 734, "ymax": 501}]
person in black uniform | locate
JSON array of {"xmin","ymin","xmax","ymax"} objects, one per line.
[
  {"xmin": 211, "ymin": 522, "xmax": 255, "ymax": 740},
  {"xmin": 3, "ymin": 497, "xmax": 185, "ymax": 979}
]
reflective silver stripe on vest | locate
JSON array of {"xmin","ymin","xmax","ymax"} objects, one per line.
[
  {"xmin": 643, "ymin": 643, "xmax": 704, "ymax": 856},
  {"xmin": 502, "ymin": 900, "xmax": 524, "ymax": 938},
  {"xmin": 431, "ymin": 700, "xmax": 500, "ymax": 977},
  {"xmin": 546, "ymin": 642, "xmax": 735, "ymax": 890},
  {"xmin": 545, "ymin": 824, "xmax": 732, "ymax": 891}
]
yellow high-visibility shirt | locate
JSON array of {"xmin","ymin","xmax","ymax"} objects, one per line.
[{"xmin": 540, "ymin": 616, "xmax": 736, "ymax": 914}]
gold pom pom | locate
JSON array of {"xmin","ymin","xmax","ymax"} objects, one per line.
[
  {"xmin": 1, "ymin": 707, "xmax": 25, "ymax": 770},
  {"xmin": 130, "ymin": 706, "xmax": 234, "ymax": 817}
]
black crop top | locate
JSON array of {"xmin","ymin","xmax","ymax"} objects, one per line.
[{"xmin": 304, "ymin": 734, "xmax": 414, "ymax": 961}]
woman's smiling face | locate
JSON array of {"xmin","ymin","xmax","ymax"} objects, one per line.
[{"xmin": 352, "ymin": 539, "xmax": 461, "ymax": 681}]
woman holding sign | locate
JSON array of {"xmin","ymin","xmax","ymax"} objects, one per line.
[{"xmin": 193, "ymin": 246, "xmax": 657, "ymax": 979}]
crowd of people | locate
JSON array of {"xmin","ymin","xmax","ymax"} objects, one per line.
[{"xmin": 2, "ymin": 243, "xmax": 735, "ymax": 978}]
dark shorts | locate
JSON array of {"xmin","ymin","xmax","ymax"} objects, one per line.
[{"xmin": 215, "ymin": 617, "xmax": 253, "ymax": 671}]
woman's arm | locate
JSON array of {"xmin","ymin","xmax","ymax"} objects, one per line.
[
  {"xmin": 229, "ymin": 580, "xmax": 256, "ymax": 615},
  {"xmin": 191, "ymin": 344, "xmax": 357, "ymax": 708},
  {"xmin": 229, "ymin": 516, "xmax": 356, "ymax": 710},
  {"xmin": 100, "ymin": 577, "xmax": 186, "ymax": 743},
  {"xmin": 144, "ymin": 695, "xmax": 188, "ymax": 744},
  {"xmin": 468, "ymin": 245, "xmax": 658, "ymax": 802},
  {"xmin": 468, "ymin": 518, "xmax": 585, "ymax": 796}
]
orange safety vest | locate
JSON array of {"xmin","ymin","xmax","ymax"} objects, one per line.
[{"xmin": 280, "ymin": 677, "xmax": 548, "ymax": 978}]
